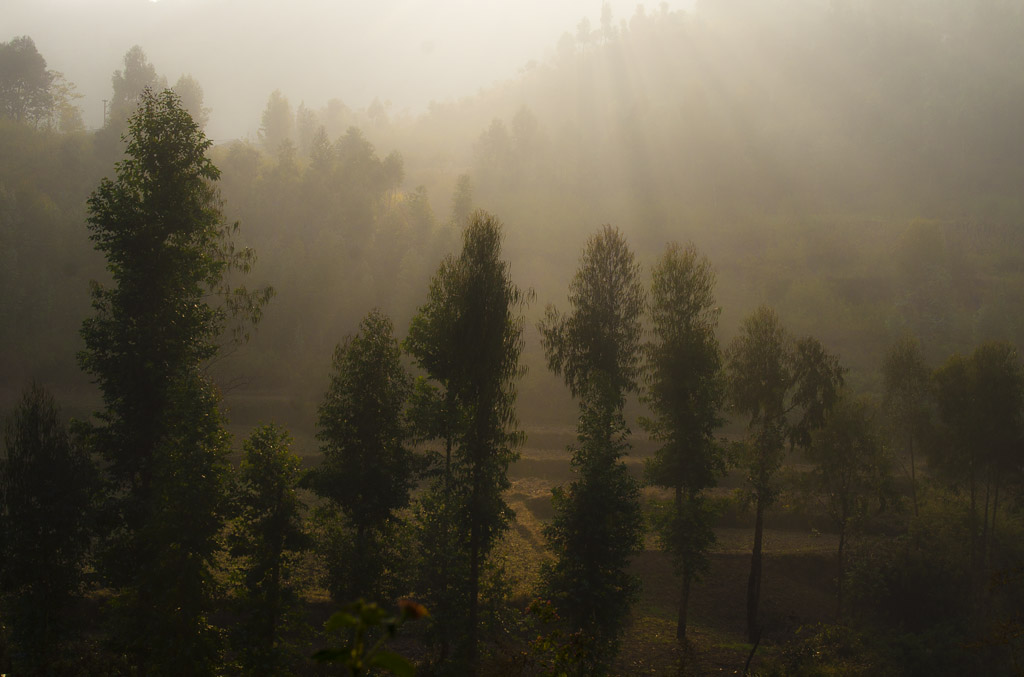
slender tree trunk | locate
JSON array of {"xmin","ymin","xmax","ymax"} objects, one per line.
[
  {"xmin": 747, "ymin": 496, "xmax": 765, "ymax": 644},
  {"xmin": 438, "ymin": 391, "xmax": 455, "ymax": 663},
  {"xmin": 908, "ymin": 432, "xmax": 918, "ymax": 517},
  {"xmin": 466, "ymin": 469, "xmax": 481, "ymax": 676},
  {"xmin": 969, "ymin": 470, "xmax": 977, "ymax": 575},
  {"xmin": 678, "ymin": 568, "xmax": 692, "ymax": 643},
  {"xmin": 675, "ymin": 485, "xmax": 690, "ymax": 644},
  {"xmin": 991, "ymin": 479, "xmax": 1000, "ymax": 565},
  {"xmin": 981, "ymin": 476, "xmax": 991, "ymax": 576},
  {"xmin": 836, "ymin": 523, "xmax": 846, "ymax": 621}
]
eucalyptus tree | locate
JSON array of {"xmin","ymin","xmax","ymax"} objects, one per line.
[
  {"xmin": 308, "ymin": 309, "xmax": 414, "ymax": 602},
  {"xmin": 725, "ymin": 306, "xmax": 844, "ymax": 643},
  {"xmin": 538, "ymin": 224, "xmax": 645, "ymax": 401},
  {"xmin": 882, "ymin": 336, "xmax": 932, "ymax": 516},
  {"xmin": 804, "ymin": 395, "xmax": 891, "ymax": 617},
  {"xmin": 538, "ymin": 225, "xmax": 645, "ymax": 671},
  {"xmin": 641, "ymin": 242, "xmax": 725, "ymax": 644},
  {"xmin": 933, "ymin": 341, "xmax": 1024, "ymax": 574},
  {"xmin": 78, "ymin": 88, "xmax": 271, "ymax": 674},
  {"xmin": 405, "ymin": 210, "xmax": 528, "ymax": 673}
]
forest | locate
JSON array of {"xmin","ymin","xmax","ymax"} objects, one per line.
[{"xmin": 2, "ymin": 1, "xmax": 1024, "ymax": 675}]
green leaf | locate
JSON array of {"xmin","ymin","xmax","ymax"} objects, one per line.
[
  {"xmin": 324, "ymin": 611, "xmax": 360, "ymax": 632},
  {"xmin": 369, "ymin": 650, "xmax": 416, "ymax": 676},
  {"xmin": 311, "ymin": 647, "xmax": 351, "ymax": 663}
]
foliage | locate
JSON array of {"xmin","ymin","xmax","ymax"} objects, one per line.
[
  {"xmin": 230, "ymin": 423, "xmax": 309, "ymax": 675},
  {"xmin": 78, "ymin": 88, "xmax": 270, "ymax": 674},
  {"xmin": 107, "ymin": 46, "xmax": 166, "ymax": 130},
  {"xmin": 0, "ymin": 383, "xmax": 93, "ymax": 674},
  {"xmin": 308, "ymin": 309, "xmax": 414, "ymax": 602},
  {"xmin": 726, "ymin": 306, "xmax": 844, "ymax": 641},
  {"xmin": 804, "ymin": 395, "xmax": 893, "ymax": 616},
  {"xmin": 881, "ymin": 335, "xmax": 932, "ymax": 516},
  {"xmin": 640, "ymin": 242, "xmax": 725, "ymax": 641},
  {"xmin": 405, "ymin": 210, "xmax": 528, "ymax": 672},
  {"xmin": 932, "ymin": 341, "xmax": 1024, "ymax": 571},
  {"xmin": 538, "ymin": 224, "xmax": 645, "ymax": 400},
  {"xmin": 313, "ymin": 598, "xmax": 428, "ymax": 676},
  {"xmin": 0, "ymin": 36, "xmax": 54, "ymax": 126},
  {"xmin": 541, "ymin": 378, "xmax": 644, "ymax": 674},
  {"xmin": 842, "ymin": 488, "xmax": 1024, "ymax": 676}
]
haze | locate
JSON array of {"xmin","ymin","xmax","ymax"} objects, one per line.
[
  {"xmin": 6, "ymin": 0, "xmax": 695, "ymax": 139},
  {"xmin": 3, "ymin": 0, "xmax": 1024, "ymax": 674}
]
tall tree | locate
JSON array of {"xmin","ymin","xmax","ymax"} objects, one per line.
[
  {"xmin": 641, "ymin": 242, "xmax": 725, "ymax": 644},
  {"xmin": 0, "ymin": 36, "xmax": 54, "ymax": 125},
  {"xmin": 542, "ymin": 377, "xmax": 644, "ymax": 674},
  {"xmin": 725, "ymin": 306, "xmax": 844, "ymax": 643},
  {"xmin": 172, "ymin": 74, "xmax": 210, "ymax": 129},
  {"xmin": 881, "ymin": 335, "xmax": 932, "ymax": 517},
  {"xmin": 538, "ymin": 224, "xmax": 645, "ymax": 400},
  {"xmin": 107, "ymin": 46, "xmax": 165, "ymax": 129},
  {"xmin": 0, "ymin": 383, "xmax": 93, "ymax": 674},
  {"xmin": 307, "ymin": 309, "xmax": 415, "ymax": 602},
  {"xmin": 260, "ymin": 89, "xmax": 294, "ymax": 154},
  {"xmin": 933, "ymin": 342, "xmax": 1024, "ymax": 575},
  {"xmin": 405, "ymin": 211, "xmax": 527, "ymax": 673},
  {"xmin": 804, "ymin": 394, "xmax": 891, "ymax": 618},
  {"xmin": 538, "ymin": 225, "xmax": 645, "ymax": 671},
  {"xmin": 78, "ymin": 88, "xmax": 271, "ymax": 674},
  {"xmin": 232, "ymin": 423, "xmax": 308, "ymax": 676}
]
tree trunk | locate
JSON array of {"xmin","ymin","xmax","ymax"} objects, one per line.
[
  {"xmin": 678, "ymin": 567, "xmax": 691, "ymax": 643},
  {"xmin": 467, "ymin": 472, "xmax": 481, "ymax": 676},
  {"xmin": 675, "ymin": 485, "xmax": 690, "ymax": 644},
  {"xmin": 836, "ymin": 524, "xmax": 846, "ymax": 621},
  {"xmin": 746, "ymin": 497, "xmax": 766, "ymax": 644},
  {"xmin": 908, "ymin": 432, "xmax": 918, "ymax": 517},
  {"xmin": 438, "ymin": 392, "xmax": 455, "ymax": 663}
]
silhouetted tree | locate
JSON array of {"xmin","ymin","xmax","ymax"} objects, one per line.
[
  {"xmin": 260, "ymin": 89, "xmax": 294, "ymax": 154},
  {"xmin": 232, "ymin": 423, "xmax": 308, "ymax": 676},
  {"xmin": 172, "ymin": 74, "xmax": 210, "ymax": 129},
  {"xmin": 881, "ymin": 335, "xmax": 932, "ymax": 517},
  {"xmin": 539, "ymin": 225, "xmax": 645, "ymax": 671},
  {"xmin": 538, "ymin": 224, "xmax": 645, "ymax": 401},
  {"xmin": 308, "ymin": 309, "xmax": 414, "ymax": 602},
  {"xmin": 107, "ymin": 46, "xmax": 164, "ymax": 129},
  {"xmin": 542, "ymin": 376, "xmax": 644, "ymax": 674},
  {"xmin": 79, "ymin": 88, "xmax": 271, "ymax": 674},
  {"xmin": 726, "ymin": 306, "xmax": 844, "ymax": 643},
  {"xmin": 804, "ymin": 394, "xmax": 891, "ymax": 617},
  {"xmin": 406, "ymin": 211, "xmax": 527, "ymax": 673},
  {"xmin": 0, "ymin": 36, "xmax": 54, "ymax": 125},
  {"xmin": 641, "ymin": 242, "xmax": 725, "ymax": 644},
  {"xmin": 933, "ymin": 342, "xmax": 1024, "ymax": 575},
  {"xmin": 0, "ymin": 383, "xmax": 93, "ymax": 674}
]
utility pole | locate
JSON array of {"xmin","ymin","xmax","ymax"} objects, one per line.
[{"xmin": 102, "ymin": 99, "xmax": 108, "ymax": 127}]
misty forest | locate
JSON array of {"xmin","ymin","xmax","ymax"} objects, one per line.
[{"xmin": 4, "ymin": 1, "xmax": 1024, "ymax": 675}]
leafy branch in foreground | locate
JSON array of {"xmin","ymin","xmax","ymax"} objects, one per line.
[{"xmin": 313, "ymin": 599, "xmax": 429, "ymax": 676}]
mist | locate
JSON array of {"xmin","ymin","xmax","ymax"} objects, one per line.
[
  {"xmin": 3, "ymin": 0, "xmax": 1024, "ymax": 674},
  {"xmin": 6, "ymin": 0, "xmax": 696, "ymax": 139}
]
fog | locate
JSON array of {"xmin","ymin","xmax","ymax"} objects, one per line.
[
  {"xmin": 3, "ymin": 0, "xmax": 1024, "ymax": 674},
  {"xmin": 6, "ymin": 0, "xmax": 695, "ymax": 139}
]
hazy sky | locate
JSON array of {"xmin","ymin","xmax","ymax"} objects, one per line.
[{"xmin": 6, "ymin": 0, "xmax": 695, "ymax": 140}]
